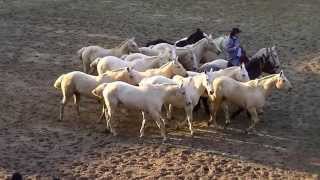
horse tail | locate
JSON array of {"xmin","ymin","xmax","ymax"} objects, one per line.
[
  {"xmin": 54, "ymin": 74, "xmax": 65, "ymax": 89},
  {"xmin": 77, "ymin": 47, "xmax": 86, "ymax": 61},
  {"xmin": 90, "ymin": 57, "xmax": 101, "ymax": 69}
]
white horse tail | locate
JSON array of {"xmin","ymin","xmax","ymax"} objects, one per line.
[
  {"xmin": 90, "ymin": 57, "xmax": 101, "ymax": 69},
  {"xmin": 54, "ymin": 74, "xmax": 65, "ymax": 89},
  {"xmin": 77, "ymin": 47, "xmax": 86, "ymax": 61}
]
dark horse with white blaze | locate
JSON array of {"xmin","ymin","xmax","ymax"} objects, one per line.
[{"xmin": 145, "ymin": 28, "xmax": 206, "ymax": 47}]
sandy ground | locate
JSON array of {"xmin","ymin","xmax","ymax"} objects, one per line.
[{"xmin": 0, "ymin": 0, "xmax": 319, "ymax": 179}]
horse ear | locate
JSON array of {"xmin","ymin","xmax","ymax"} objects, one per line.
[
  {"xmin": 172, "ymin": 46, "xmax": 177, "ymax": 59},
  {"xmin": 130, "ymin": 37, "xmax": 135, "ymax": 41},
  {"xmin": 241, "ymin": 62, "xmax": 245, "ymax": 69},
  {"xmin": 279, "ymin": 70, "xmax": 283, "ymax": 76},
  {"xmin": 208, "ymin": 34, "xmax": 212, "ymax": 39},
  {"xmin": 210, "ymin": 68, "xmax": 213, "ymax": 73},
  {"xmin": 179, "ymin": 82, "xmax": 183, "ymax": 89}
]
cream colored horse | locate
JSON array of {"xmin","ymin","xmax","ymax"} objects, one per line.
[
  {"xmin": 209, "ymin": 71, "xmax": 292, "ymax": 132},
  {"xmin": 90, "ymin": 49, "xmax": 171, "ymax": 75},
  {"xmin": 77, "ymin": 38, "xmax": 139, "ymax": 73},
  {"xmin": 92, "ymin": 82, "xmax": 190, "ymax": 141},
  {"xmin": 53, "ymin": 68, "xmax": 137, "ymax": 121}
]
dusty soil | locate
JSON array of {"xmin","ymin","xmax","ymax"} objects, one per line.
[{"xmin": 0, "ymin": 0, "xmax": 319, "ymax": 179}]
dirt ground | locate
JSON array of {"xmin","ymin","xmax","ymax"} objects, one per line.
[{"xmin": 0, "ymin": 0, "xmax": 320, "ymax": 179}]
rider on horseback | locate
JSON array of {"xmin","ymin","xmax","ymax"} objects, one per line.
[{"xmin": 226, "ymin": 27, "xmax": 243, "ymax": 66}]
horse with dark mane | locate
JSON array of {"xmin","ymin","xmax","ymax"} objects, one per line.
[
  {"xmin": 175, "ymin": 28, "xmax": 206, "ymax": 47},
  {"xmin": 145, "ymin": 28, "xmax": 206, "ymax": 47}
]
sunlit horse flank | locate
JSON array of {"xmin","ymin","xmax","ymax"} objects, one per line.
[{"xmin": 208, "ymin": 71, "xmax": 292, "ymax": 132}]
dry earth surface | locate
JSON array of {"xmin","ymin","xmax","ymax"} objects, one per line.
[{"xmin": 0, "ymin": 0, "xmax": 319, "ymax": 179}]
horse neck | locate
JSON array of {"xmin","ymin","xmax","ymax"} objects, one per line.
[
  {"xmin": 119, "ymin": 42, "xmax": 130, "ymax": 54},
  {"xmin": 192, "ymin": 38, "xmax": 207, "ymax": 59},
  {"xmin": 255, "ymin": 75, "xmax": 278, "ymax": 97},
  {"xmin": 132, "ymin": 70, "xmax": 146, "ymax": 83},
  {"xmin": 142, "ymin": 56, "xmax": 162, "ymax": 68},
  {"xmin": 163, "ymin": 85, "xmax": 179, "ymax": 102},
  {"xmin": 159, "ymin": 64, "xmax": 174, "ymax": 77},
  {"xmin": 192, "ymin": 75, "xmax": 206, "ymax": 94},
  {"xmin": 245, "ymin": 58, "xmax": 262, "ymax": 79},
  {"xmin": 213, "ymin": 37, "xmax": 223, "ymax": 52}
]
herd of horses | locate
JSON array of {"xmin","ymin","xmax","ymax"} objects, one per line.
[{"xmin": 54, "ymin": 28, "xmax": 292, "ymax": 141}]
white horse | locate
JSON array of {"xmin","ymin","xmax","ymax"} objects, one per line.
[
  {"xmin": 129, "ymin": 60, "xmax": 188, "ymax": 83},
  {"xmin": 150, "ymin": 35, "xmax": 220, "ymax": 70},
  {"xmin": 201, "ymin": 46, "xmax": 281, "ymax": 71},
  {"xmin": 92, "ymin": 82, "xmax": 191, "ymax": 141},
  {"xmin": 139, "ymin": 73, "xmax": 213, "ymax": 136},
  {"xmin": 77, "ymin": 38, "xmax": 140, "ymax": 73},
  {"xmin": 121, "ymin": 53, "xmax": 152, "ymax": 62},
  {"xmin": 193, "ymin": 63, "xmax": 250, "ymax": 119},
  {"xmin": 206, "ymin": 63, "xmax": 250, "ymax": 83},
  {"xmin": 209, "ymin": 71, "xmax": 292, "ymax": 131},
  {"xmin": 90, "ymin": 49, "xmax": 172, "ymax": 75}
]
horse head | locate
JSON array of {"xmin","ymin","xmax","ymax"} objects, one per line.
[
  {"xmin": 126, "ymin": 37, "xmax": 140, "ymax": 53},
  {"xmin": 276, "ymin": 70, "xmax": 292, "ymax": 91}
]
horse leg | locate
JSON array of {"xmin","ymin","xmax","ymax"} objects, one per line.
[
  {"xmin": 106, "ymin": 106, "xmax": 117, "ymax": 136},
  {"xmin": 208, "ymin": 97, "xmax": 222, "ymax": 127},
  {"xmin": 59, "ymin": 89, "xmax": 72, "ymax": 121},
  {"xmin": 73, "ymin": 93, "xmax": 81, "ymax": 121},
  {"xmin": 150, "ymin": 111, "xmax": 167, "ymax": 142},
  {"xmin": 98, "ymin": 101, "xmax": 105, "ymax": 123},
  {"xmin": 222, "ymin": 102, "xmax": 231, "ymax": 128},
  {"xmin": 59, "ymin": 98, "xmax": 66, "ymax": 122},
  {"xmin": 185, "ymin": 107, "xmax": 194, "ymax": 136},
  {"xmin": 246, "ymin": 107, "xmax": 259, "ymax": 132},
  {"xmin": 140, "ymin": 111, "xmax": 148, "ymax": 138},
  {"xmin": 83, "ymin": 60, "xmax": 89, "ymax": 73}
]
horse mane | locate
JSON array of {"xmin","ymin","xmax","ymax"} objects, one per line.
[
  {"xmin": 246, "ymin": 74, "xmax": 278, "ymax": 87},
  {"xmin": 250, "ymin": 47, "xmax": 268, "ymax": 60},
  {"xmin": 192, "ymin": 37, "xmax": 207, "ymax": 47},
  {"xmin": 159, "ymin": 61, "xmax": 172, "ymax": 69},
  {"xmin": 218, "ymin": 66, "xmax": 239, "ymax": 73},
  {"xmin": 116, "ymin": 39, "xmax": 130, "ymax": 48}
]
